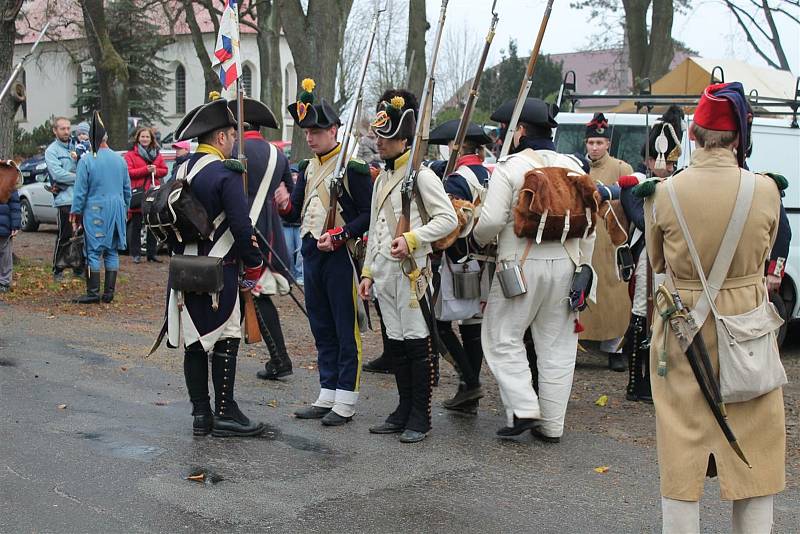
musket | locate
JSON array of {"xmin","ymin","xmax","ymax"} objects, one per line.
[
  {"xmin": 325, "ymin": 3, "xmax": 386, "ymax": 232},
  {"xmin": 395, "ymin": 0, "xmax": 449, "ymax": 240},
  {"xmin": 0, "ymin": 22, "xmax": 50, "ymax": 104},
  {"xmin": 499, "ymin": 0, "xmax": 555, "ymax": 158},
  {"xmin": 442, "ymin": 0, "xmax": 499, "ymax": 178}
]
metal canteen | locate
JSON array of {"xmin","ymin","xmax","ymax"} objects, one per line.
[
  {"xmin": 452, "ymin": 263, "xmax": 481, "ymax": 300},
  {"xmin": 496, "ymin": 260, "xmax": 527, "ymax": 298}
]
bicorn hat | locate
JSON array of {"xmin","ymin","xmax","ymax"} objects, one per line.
[
  {"xmin": 175, "ymin": 92, "xmax": 237, "ymax": 141},
  {"xmin": 89, "ymin": 110, "xmax": 106, "ymax": 156},
  {"xmin": 429, "ymin": 119, "xmax": 492, "ymax": 146},
  {"xmin": 229, "ymin": 97, "xmax": 279, "ymax": 129},
  {"xmin": 490, "ymin": 98, "xmax": 558, "ymax": 129},
  {"xmin": 287, "ymin": 78, "xmax": 341, "ymax": 129},
  {"xmin": 371, "ymin": 89, "xmax": 418, "ymax": 140}
]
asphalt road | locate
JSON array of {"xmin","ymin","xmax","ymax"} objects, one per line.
[{"xmin": 1, "ymin": 305, "xmax": 798, "ymax": 534}]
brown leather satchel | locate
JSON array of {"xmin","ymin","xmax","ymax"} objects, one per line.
[
  {"xmin": 513, "ymin": 166, "xmax": 600, "ymax": 243},
  {"xmin": 0, "ymin": 160, "xmax": 22, "ymax": 204}
]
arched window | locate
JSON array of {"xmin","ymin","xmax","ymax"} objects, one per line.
[
  {"xmin": 175, "ymin": 64, "xmax": 186, "ymax": 114},
  {"xmin": 242, "ymin": 64, "xmax": 253, "ymax": 97}
]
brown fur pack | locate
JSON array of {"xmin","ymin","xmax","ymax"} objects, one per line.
[
  {"xmin": 0, "ymin": 160, "xmax": 22, "ymax": 204},
  {"xmin": 513, "ymin": 167, "xmax": 600, "ymax": 242},
  {"xmin": 433, "ymin": 197, "xmax": 476, "ymax": 251}
]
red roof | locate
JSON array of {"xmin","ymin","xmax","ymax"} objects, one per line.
[{"xmin": 15, "ymin": 0, "xmax": 256, "ymax": 45}]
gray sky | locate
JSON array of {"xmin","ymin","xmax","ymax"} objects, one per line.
[{"xmin": 425, "ymin": 0, "xmax": 799, "ymax": 75}]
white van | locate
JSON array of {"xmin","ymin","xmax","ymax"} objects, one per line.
[{"xmin": 554, "ymin": 112, "xmax": 800, "ymax": 326}]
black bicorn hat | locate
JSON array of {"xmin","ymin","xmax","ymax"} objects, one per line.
[
  {"xmin": 645, "ymin": 105, "xmax": 685, "ymax": 168},
  {"xmin": 491, "ymin": 98, "xmax": 558, "ymax": 128},
  {"xmin": 585, "ymin": 113, "xmax": 611, "ymax": 139},
  {"xmin": 175, "ymin": 92, "xmax": 238, "ymax": 141},
  {"xmin": 428, "ymin": 119, "xmax": 492, "ymax": 146},
  {"xmin": 287, "ymin": 78, "xmax": 341, "ymax": 129},
  {"xmin": 229, "ymin": 97, "xmax": 279, "ymax": 129},
  {"xmin": 371, "ymin": 89, "xmax": 418, "ymax": 140},
  {"xmin": 89, "ymin": 110, "xmax": 106, "ymax": 156}
]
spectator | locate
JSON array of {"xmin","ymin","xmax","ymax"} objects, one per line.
[
  {"xmin": 124, "ymin": 126, "xmax": 167, "ymax": 263},
  {"xmin": 74, "ymin": 121, "xmax": 91, "ymax": 159},
  {"xmin": 44, "ymin": 116, "xmax": 83, "ymax": 281},
  {"xmin": 281, "ymin": 164, "xmax": 303, "ymax": 285},
  {"xmin": 357, "ymin": 119, "xmax": 380, "ymax": 164},
  {"xmin": 0, "ymin": 182, "xmax": 21, "ymax": 293},
  {"xmin": 168, "ymin": 140, "xmax": 192, "ymax": 182}
]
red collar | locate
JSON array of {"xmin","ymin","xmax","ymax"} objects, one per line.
[
  {"xmin": 244, "ymin": 131, "xmax": 264, "ymax": 141},
  {"xmin": 456, "ymin": 154, "xmax": 483, "ymax": 168}
]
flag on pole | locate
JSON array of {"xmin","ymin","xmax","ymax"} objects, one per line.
[{"xmin": 213, "ymin": 0, "xmax": 241, "ymax": 90}]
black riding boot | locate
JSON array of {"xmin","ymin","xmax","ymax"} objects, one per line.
[
  {"xmin": 625, "ymin": 314, "xmax": 652, "ymax": 402},
  {"xmin": 635, "ymin": 330, "xmax": 653, "ymax": 403},
  {"xmin": 254, "ymin": 297, "xmax": 293, "ymax": 380},
  {"xmin": 211, "ymin": 340, "xmax": 264, "ymax": 437},
  {"xmin": 363, "ymin": 312, "xmax": 393, "ymax": 373},
  {"xmin": 183, "ymin": 346, "xmax": 212, "ymax": 436},
  {"xmin": 74, "ymin": 270, "xmax": 101, "ymax": 304},
  {"xmin": 443, "ymin": 323, "xmax": 484, "ymax": 413},
  {"xmin": 383, "ymin": 339, "xmax": 412, "ymax": 429},
  {"xmin": 402, "ymin": 337, "xmax": 433, "ymax": 442},
  {"xmin": 101, "ymin": 270, "xmax": 118, "ymax": 303}
]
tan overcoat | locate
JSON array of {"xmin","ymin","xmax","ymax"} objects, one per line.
[
  {"xmin": 580, "ymin": 152, "xmax": 634, "ymax": 340},
  {"xmin": 645, "ymin": 148, "xmax": 785, "ymax": 501}
]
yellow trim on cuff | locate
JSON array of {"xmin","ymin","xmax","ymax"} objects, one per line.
[
  {"xmin": 361, "ymin": 267, "xmax": 373, "ymax": 280},
  {"xmin": 402, "ymin": 231, "xmax": 419, "ymax": 253}
]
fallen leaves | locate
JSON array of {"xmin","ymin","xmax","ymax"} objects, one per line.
[
  {"xmin": 594, "ymin": 466, "xmax": 609, "ymax": 474},
  {"xmin": 266, "ymin": 399, "xmax": 278, "ymax": 408},
  {"xmin": 595, "ymin": 394, "xmax": 609, "ymax": 407},
  {"xmin": 56, "ymin": 404, "xmax": 67, "ymax": 410},
  {"xmin": 186, "ymin": 473, "xmax": 205, "ymax": 482}
]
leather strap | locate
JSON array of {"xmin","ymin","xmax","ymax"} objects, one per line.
[{"xmin": 666, "ymin": 169, "xmax": 756, "ymax": 329}]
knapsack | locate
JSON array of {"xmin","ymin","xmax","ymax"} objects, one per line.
[
  {"xmin": 513, "ymin": 166, "xmax": 600, "ymax": 243},
  {"xmin": 143, "ymin": 155, "xmax": 216, "ymax": 244}
]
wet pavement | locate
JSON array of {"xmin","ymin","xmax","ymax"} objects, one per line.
[{"xmin": 2, "ymin": 307, "xmax": 799, "ymax": 533}]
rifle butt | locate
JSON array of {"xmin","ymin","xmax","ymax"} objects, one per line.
[{"xmin": 240, "ymin": 289, "xmax": 262, "ymax": 344}]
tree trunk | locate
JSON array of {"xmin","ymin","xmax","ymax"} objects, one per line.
[
  {"xmin": 81, "ymin": 0, "xmax": 130, "ymax": 149},
  {"xmin": 181, "ymin": 0, "xmax": 221, "ymax": 101},
  {"xmin": 0, "ymin": 0, "xmax": 23, "ymax": 158},
  {"xmin": 277, "ymin": 0, "xmax": 354, "ymax": 161},
  {"xmin": 648, "ymin": 0, "xmax": 674, "ymax": 80},
  {"xmin": 622, "ymin": 0, "xmax": 674, "ymax": 88},
  {"xmin": 405, "ymin": 0, "xmax": 428, "ymax": 97},
  {"xmin": 256, "ymin": 0, "xmax": 283, "ymax": 141},
  {"xmin": 762, "ymin": 0, "xmax": 790, "ymax": 71}
]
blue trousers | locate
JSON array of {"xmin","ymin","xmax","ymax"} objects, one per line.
[
  {"xmin": 86, "ymin": 245, "xmax": 119, "ymax": 271},
  {"xmin": 302, "ymin": 235, "xmax": 361, "ymax": 395},
  {"xmin": 282, "ymin": 223, "xmax": 303, "ymax": 281}
]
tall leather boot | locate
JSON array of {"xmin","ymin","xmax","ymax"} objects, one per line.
[
  {"xmin": 401, "ymin": 337, "xmax": 433, "ymax": 443},
  {"xmin": 183, "ymin": 346, "xmax": 212, "ymax": 436},
  {"xmin": 383, "ymin": 339, "xmax": 412, "ymax": 429},
  {"xmin": 211, "ymin": 340, "xmax": 264, "ymax": 437},
  {"xmin": 635, "ymin": 333, "xmax": 653, "ymax": 403},
  {"xmin": 363, "ymin": 313, "xmax": 393, "ymax": 373},
  {"xmin": 255, "ymin": 297, "xmax": 293, "ymax": 380},
  {"xmin": 443, "ymin": 323, "xmax": 484, "ymax": 413},
  {"xmin": 73, "ymin": 269, "xmax": 100, "ymax": 304},
  {"xmin": 625, "ymin": 314, "xmax": 646, "ymax": 401},
  {"xmin": 101, "ymin": 270, "xmax": 118, "ymax": 303}
]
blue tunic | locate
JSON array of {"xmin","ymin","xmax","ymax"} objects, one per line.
[{"xmin": 71, "ymin": 148, "xmax": 131, "ymax": 251}]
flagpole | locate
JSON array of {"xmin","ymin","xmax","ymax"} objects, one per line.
[{"xmin": 237, "ymin": 77, "xmax": 247, "ymax": 191}]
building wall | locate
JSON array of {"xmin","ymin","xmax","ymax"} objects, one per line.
[{"xmin": 13, "ymin": 33, "xmax": 296, "ymax": 141}]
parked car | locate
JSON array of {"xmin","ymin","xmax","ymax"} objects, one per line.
[{"xmin": 17, "ymin": 155, "xmax": 57, "ymax": 231}]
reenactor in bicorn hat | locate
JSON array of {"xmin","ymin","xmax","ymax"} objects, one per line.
[
  {"xmin": 167, "ymin": 95, "xmax": 265, "ymax": 438},
  {"xmin": 580, "ymin": 113, "xmax": 634, "ymax": 371},
  {"xmin": 642, "ymin": 82, "xmax": 786, "ymax": 532},
  {"xmin": 471, "ymin": 97, "xmax": 596, "ymax": 442},
  {"xmin": 427, "ymin": 119, "xmax": 493, "ymax": 415},
  {"xmin": 275, "ymin": 79, "xmax": 373, "ymax": 426},
  {"xmin": 230, "ymin": 97, "xmax": 295, "ymax": 381},
  {"xmin": 358, "ymin": 89, "xmax": 458, "ymax": 443}
]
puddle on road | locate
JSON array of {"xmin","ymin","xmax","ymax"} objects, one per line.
[
  {"xmin": 0, "ymin": 358, "xmax": 17, "ymax": 367},
  {"xmin": 77, "ymin": 431, "xmax": 166, "ymax": 461},
  {"xmin": 260, "ymin": 424, "xmax": 335, "ymax": 455}
]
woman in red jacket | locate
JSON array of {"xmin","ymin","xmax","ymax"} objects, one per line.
[{"xmin": 124, "ymin": 127, "xmax": 167, "ymax": 263}]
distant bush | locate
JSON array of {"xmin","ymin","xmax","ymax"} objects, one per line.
[{"xmin": 13, "ymin": 120, "xmax": 53, "ymax": 158}]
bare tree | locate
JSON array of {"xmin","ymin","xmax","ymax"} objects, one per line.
[
  {"xmin": 252, "ymin": 0, "xmax": 283, "ymax": 140},
  {"xmin": 80, "ymin": 0, "xmax": 130, "ymax": 148},
  {"xmin": 405, "ymin": 0, "xmax": 428, "ymax": 96},
  {"xmin": 366, "ymin": 0, "xmax": 407, "ymax": 102},
  {"xmin": 436, "ymin": 24, "xmax": 482, "ymax": 112},
  {"xmin": 277, "ymin": 0, "xmax": 354, "ymax": 161},
  {"xmin": 723, "ymin": 0, "xmax": 798, "ymax": 71},
  {"xmin": 0, "ymin": 0, "xmax": 23, "ymax": 157},
  {"xmin": 336, "ymin": 0, "xmax": 373, "ymax": 110},
  {"xmin": 180, "ymin": 0, "xmax": 222, "ymax": 99}
]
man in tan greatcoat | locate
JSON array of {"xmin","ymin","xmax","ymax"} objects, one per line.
[
  {"xmin": 644, "ymin": 82, "xmax": 785, "ymax": 533},
  {"xmin": 580, "ymin": 113, "xmax": 633, "ymax": 371}
]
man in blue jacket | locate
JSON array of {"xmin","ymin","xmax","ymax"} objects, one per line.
[
  {"xmin": 45, "ymin": 116, "xmax": 82, "ymax": 281},
  {"xmin": 70, "ymin": 112, "xmax": 132, "ymax": 304}
]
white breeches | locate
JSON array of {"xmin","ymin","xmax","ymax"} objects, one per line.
[
  {"xmin": 482, "ymin": 257, "xmax": 578, "ymax": 436},
  {"xmin": 661, "ymin": 495, "xmax": 774, "ymax": 534},
  {"xmin": 371, "ymin": 253, "xmax": 429, "ymax": 340}
]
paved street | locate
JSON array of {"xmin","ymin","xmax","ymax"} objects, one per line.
[{"xmin": 1, "ymin": 303, "xmax": 799, "ymax": 533}]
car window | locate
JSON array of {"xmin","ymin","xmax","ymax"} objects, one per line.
[{"xmin": 555, "ymin": 123, "xmax": 645, "ymax": 170}]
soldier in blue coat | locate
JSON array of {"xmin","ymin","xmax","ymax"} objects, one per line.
[
  {"xmin": 70, "ymin": 112, "xmax": 131, "ymax": 304},
  {"xmin": 274, "ymin": 78, "xmax": 373, "ymax": 426},
  {"xmin": 167, "ymin": 96, "xmax": 265, "ymax": 438}
]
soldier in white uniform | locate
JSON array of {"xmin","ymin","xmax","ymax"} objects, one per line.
[
  {"xmin": 472, "ymin": 98, "xmax": 596, "ymax": 442},
  {"xmin": 358, "ymin": 90, "xmax": 458, "ymax": 443}
]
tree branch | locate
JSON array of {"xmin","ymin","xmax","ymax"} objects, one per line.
[{"xmin": 723, "ymin": 0, "xmax": 781, "ymax": 68}]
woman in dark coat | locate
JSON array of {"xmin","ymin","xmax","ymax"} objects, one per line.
[{"xmin": 124, "ymin": 126, "xmax": 168, "ymax": 263}]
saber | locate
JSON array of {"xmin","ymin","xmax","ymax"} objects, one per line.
[
  {"xmin": 499, "ymin": 0, "xmax": 555, "ymax": 157},
  {"xmin": 0, "ymin": 22, "xmax": 50, "ymax": 104}
]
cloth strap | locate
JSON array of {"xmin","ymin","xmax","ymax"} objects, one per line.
[{"xmin": 665, "ymin": 169, "xmax": 756, "ymax": 330}]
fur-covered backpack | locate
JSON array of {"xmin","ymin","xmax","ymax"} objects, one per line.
[{"xmin": 513, "ymin": 166, "xmax": 600, "ymax": 243}]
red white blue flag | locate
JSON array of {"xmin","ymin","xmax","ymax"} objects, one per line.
[{"xmin": 213, "ymin": 0, "xmax": 241, "ymax": 89}]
